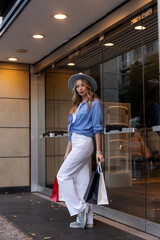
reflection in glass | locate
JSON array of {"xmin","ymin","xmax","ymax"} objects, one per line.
[{"xmin": 101, "ymin": 9, "xmax": 159, "ymax": 222}]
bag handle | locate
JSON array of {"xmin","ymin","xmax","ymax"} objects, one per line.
[{"xmin": 97, "ymin": 162, "xmax": 102, "ymax": 173}]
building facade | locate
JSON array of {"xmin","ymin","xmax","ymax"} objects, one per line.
[{"xmin": 0, "ymin": 0, "xmax": 160, "ymax": 237}]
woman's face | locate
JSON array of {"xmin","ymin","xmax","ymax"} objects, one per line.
[{"xmin": 75, "ymin": 79, "xmax": 88, "ymax": 98}]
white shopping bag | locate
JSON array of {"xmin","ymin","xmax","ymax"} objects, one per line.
[
  {"xmin": 97, "ymin": 163, "xmax": 109, "ymax": 205},
  {"xmin": 58, "ymin": 188, "xmax": 64, "ymax": 202}
]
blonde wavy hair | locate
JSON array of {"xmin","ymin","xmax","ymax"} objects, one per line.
[{"xmin": 70, "ymin": 79, "xmax": 103, "ymax": 114}]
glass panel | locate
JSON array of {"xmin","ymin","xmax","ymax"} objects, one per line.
[
  {"xmin": 101, "ymin": 56, "xmax": 146, "ymax": 218},
  {"xmin": 101, "ymin": 8, "xmax": 157, "ymax": 220},
  {"xmin": 142, "ymin": 10, "xmax": 160, "ymax": 224},
  {"xmin": 101, "ymin": 4, "xmax": 159, "ymax": 225},
  {"xmin": 45, "ymin": 70, "xmax": 72, "ymax": 189}
]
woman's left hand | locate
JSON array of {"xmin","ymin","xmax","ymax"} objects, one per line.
[{"xmin": 96, "ymin": 153, "xmax": 104, "ymax": 164}]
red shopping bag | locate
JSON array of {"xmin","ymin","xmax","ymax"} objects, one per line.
[
  {"xmin": 50, "ymin": 175, "xmax": 64, "ymax": 202},
  {"xmin": 50, "ymin": 175, "xmax": 59, "ymax": 202}
]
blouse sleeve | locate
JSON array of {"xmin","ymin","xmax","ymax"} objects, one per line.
[
  {"xmin": 68, "ymin": 114, "xmax": 73, "ymax": 142},
  {"xmin": 92, "ymin": 100, "xmax": 103, "ymax": 134}
]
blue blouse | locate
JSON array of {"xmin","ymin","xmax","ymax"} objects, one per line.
[{"xmin": 68, "ymin": 98, "xmax": 103, "ymax": 141}]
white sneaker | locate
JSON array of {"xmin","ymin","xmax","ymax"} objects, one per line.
[
  {"xmin": 86, "ymin": 223, "xmax": 93, "ymax": 228},
  {"xmin": 70, "ymin": 220, "xmax": 93, "ymax": 229},
  {"xmin": 70, "ymin": 221, "xmax": 81, "ymax": 228},
  {"xmin": 81, "ymin": 205, "xmax": 90, "ymax": 229}
]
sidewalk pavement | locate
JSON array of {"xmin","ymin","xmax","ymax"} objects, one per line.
[{"xmin": 0, "ymin": 193, "xmax": 158, "ymax": 240}]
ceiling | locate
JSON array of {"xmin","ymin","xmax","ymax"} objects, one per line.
[{"xmin": 0, "ymin": 0, "xmax": 127, "ymax": 64}]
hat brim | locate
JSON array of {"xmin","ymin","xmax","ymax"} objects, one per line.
[{"xmin": 68, "ymin": 73, "xmax": 97, "ymax": 91}]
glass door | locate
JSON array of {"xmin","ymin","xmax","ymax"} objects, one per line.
[
  {"xmin": 100, "ymin": 4, "xmax": 160, "ymax": 236},
  {"xmin": 101, "ymin": 19, "xmax": 147, "ymax": 221},
  {"xmin": 142, "ymin": 6, "xmax": 160, "ymax": 234}
]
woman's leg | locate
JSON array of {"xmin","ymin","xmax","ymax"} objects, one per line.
[
  {"xmin": 57, "ymin": 133, "xmax": 93, "ymax": 216},
  {"xmin": 74, "ymin": 161, "xmax": 93, "ymax": 224}
]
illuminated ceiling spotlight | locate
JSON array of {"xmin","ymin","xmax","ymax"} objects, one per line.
[
  {"xmin": 67, "ymin": 62, "xmax": 75, "ymax": 66},
  {"xmin": 104, "ymin": 42, "xmax": 114, "ymax": 47},
  {"xmin": 32, "ymin": 34, "xmax": 45, "ymax": 39},
  {"xmin": 8, "ymin": 57, "xmax": 18, "ymax": 61},
  {"xmin": 134, "ymin": 25, "xmax": 146, "ymax": 30},
  {"xmin": 54, "ymin": 13, "xmax": 67, "ymax": 20}
]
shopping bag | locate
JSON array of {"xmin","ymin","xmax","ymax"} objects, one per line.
[
  {"xmin": 97, "ymin": 163, "xmax": 109, "ymax": 205},
  {"xmin": 50, "ymin": 175, "xmax": 58, "ymax": 202},
  {"xmin": 58, "ymin": 188, "xmax": 64, "ymax": 202},
  {"xmin": 50, "ymin": 175, "xmax": 64, "ymax": 202},
  {"xmin": 83, "ymin": 167, "xmax": 100, "ymax": 204}
]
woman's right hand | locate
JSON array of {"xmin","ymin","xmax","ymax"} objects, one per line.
[
  {"xmin": 64, "ymin": 141, "xmax": 72, "ymax": 160},
  {"xmin": 96, "ymin": 153, "xmax": 104, "ymax": 164}
]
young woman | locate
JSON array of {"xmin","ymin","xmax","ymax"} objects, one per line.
[{"xmin": 57, "ymin": 73, "xmax": 104, "ymax": 229}]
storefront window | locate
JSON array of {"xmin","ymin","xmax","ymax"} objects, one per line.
[
  {"xmin": 101, "ymin": 5, "xmax": 159, "ymax": 225},
  {"xmin": 38, "ymin": 1, "xmax": 160, "ymax": 234}
]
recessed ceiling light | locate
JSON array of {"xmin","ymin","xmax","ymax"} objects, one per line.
[
  {"xmin": 8, "ymin": 57, "xmax": 18, "ymax": 61},
  {"xmin": 134, "ymin": 25, "xmax": 146, "ymax": 30},
  {"xmin": 67, "ymin": 63, "xmax": 75, "ymax": 66},
  {"xmin": 54, "ymin": 13, "xmax": 67, "ymax": 20},
  {"xmin": 104, "ymin": 42, "xmax": 114, "ymax": 47},
  {"xmin": 32, "ymin": 34, "xmax": 44, "ymax": 39},
  {"xmin": 16, "ymin": 49, "xmax": 28, "ymax": 53}
]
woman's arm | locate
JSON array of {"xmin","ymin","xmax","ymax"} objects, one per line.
[
  {"xmin": 95, "ymin": 133, "xmax": 104, "ymax": 163},
  {"xmin": 64, "ymin": 141, "xmax": 72, "ymax": 160}
]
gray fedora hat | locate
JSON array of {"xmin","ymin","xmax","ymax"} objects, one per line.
[{"xmin": 68, "ymin": 73, "xmax": 97, "ymax": 91}]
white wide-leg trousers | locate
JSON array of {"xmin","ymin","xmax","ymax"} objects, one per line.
[{"xmin": 57, "ymin": 132, "xmax": 94, "ymax": 222}]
